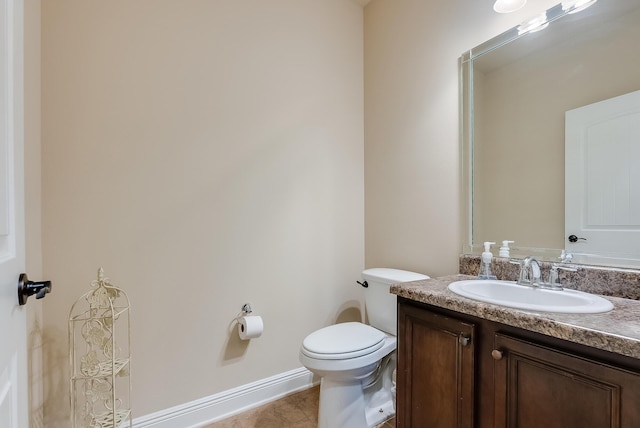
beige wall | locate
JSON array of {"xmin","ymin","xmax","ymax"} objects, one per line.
[
  {"xmin": 41, "ymin": 0, "xmax": 364, "ymax": 423},
  {"xmin": 24, "ymin": 0, "xmax": 44, "ymax": 426},
  {"xmin": 363, "ymin": 0, "xmax": 558, "ymax": 276}
]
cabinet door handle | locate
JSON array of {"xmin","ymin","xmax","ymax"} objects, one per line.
[
  {"xmin": 491, "ymin": 349, "xmax": 503, "ymax": 360},
  {"xmin": 459, "ymin": 335, "xmax": 471, "ymax": 346}
]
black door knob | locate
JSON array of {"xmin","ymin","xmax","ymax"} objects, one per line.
[
  {"xmin": 17, "ymin": 273, "xmax": 52, "ymax": 305},
  {"xmin": 568, "ymin": 235, "xmax": 587, "ymax": 243}
]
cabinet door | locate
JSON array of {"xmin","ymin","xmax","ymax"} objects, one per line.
[
  {"xmin": 397, "ymin": 303, "xmax": 475, "ymax": 428},
  {"xmin": 493, "ymin": 333, "xmax": 640, "ymax": 428}
]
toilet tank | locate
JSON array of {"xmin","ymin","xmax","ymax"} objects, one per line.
[{"xmin": 362, "ymin": 268, "xmax": 430, "ymax": 335}]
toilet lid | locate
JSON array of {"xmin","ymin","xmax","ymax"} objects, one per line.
[{"xmin": 301, "ymin": 322, "xmax": 386, "ymax": 360}]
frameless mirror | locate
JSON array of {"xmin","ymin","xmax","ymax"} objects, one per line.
[{"xmin": 461, "ymin": 0, "xmax": 640, "ymax": 267}]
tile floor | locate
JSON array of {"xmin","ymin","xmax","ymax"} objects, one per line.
[{"xmin": 202, "ymin": 385, "xmax": 396, "ymax": 428}]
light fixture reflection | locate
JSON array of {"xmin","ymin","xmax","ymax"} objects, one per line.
[
  {"xmin": 493, "ymin": 0, "xmax": 527, "ymax": 14},
  {"xmin": 517, "ymin": 12, "xmax": 549, "ymax": 35},
  {"xmin": 562, "ymin": 0, "xmax": 598, "ymax": 14}
]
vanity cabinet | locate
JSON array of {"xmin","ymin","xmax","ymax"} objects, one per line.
[
  {"xmin": 493, "ymin": 333, "xmax": 640, "ymax": 428},
  {"xmin": 397, "ymin": 299, "xmax": 640, "ymax": 428},
  {"xmin": 396, "ymin": 303, "xmax": 475, "ymax": 428}
]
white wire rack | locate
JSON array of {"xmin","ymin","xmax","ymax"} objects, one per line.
[{"xmin": 69, "ymin": 268, "xmax": 132, "ymax": 428}]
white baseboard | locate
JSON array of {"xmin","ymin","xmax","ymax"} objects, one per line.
[{"xmin": 132, "ymin": 367, "xmax": 316, "ymax": 428}]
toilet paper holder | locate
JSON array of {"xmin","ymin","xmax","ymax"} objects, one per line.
[
  {"xmin": 234, "ymin": 303, "xmax": 254, "ymax": 322},
  {"xmin": 236, "ymin": 303, "xmax": 264, "ymax": 340}
]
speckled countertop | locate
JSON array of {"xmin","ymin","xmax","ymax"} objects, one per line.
[{"xmin": 391, "ymin": 275, "xmax": 640, "ymax": 360}]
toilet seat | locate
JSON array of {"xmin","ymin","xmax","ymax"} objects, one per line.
[{"xmin": 301, "ymin": 322, "xmax": 385, "ymax": 360}]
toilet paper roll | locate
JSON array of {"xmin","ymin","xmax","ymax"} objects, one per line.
[{"xmin": 238, "ymin": 315, "xmax": 264, "ymax": 340}]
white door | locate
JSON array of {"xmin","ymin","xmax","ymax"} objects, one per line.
[
  {"xmin": 0, "ymin": 0, "xmax": 28, "ymax": 426},
  {"xmin": 565, "ymin": 90, "xmax": 640, "ymax": 264}
]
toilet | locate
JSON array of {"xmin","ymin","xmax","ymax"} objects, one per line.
[{"xmin": 299, "ymin": 268, "xmax": 429, "ymax": 428}]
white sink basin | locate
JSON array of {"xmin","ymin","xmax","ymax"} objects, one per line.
[{"xmin": 448, "ymin": 280, "xmax": 614, "ymax": 314}]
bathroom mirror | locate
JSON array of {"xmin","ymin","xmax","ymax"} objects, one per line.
[{"xmin": 461, "ymin": 0, "xmax": 640, "ymax": 267}]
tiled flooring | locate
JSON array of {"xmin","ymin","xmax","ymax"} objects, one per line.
[{"xmin": 202, "ymin": 385, "xmax": 396, "ymax": 428}]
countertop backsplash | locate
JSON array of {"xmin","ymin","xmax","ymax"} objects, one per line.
[{"xmin": 459, "ymin": 254, "xmax": 640, "ymax": 301}]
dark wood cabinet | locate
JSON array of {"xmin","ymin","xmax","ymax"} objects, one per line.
[
  {"xmin": 493, "ymin": 333, "xmax": 640, "ymax": 428},
  {"xmin": 397, "ymin": 298, "xmax": 640, "ymax": 428},
  {"xmin": 397, "ymin": 303, "xmax": 475, "ymax": 428}
]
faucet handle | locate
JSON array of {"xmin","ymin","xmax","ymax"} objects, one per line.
[
  {"xmin": 546, "ymin": 263, "xmax": 578, "ymax": 289},
  {"xmin": 509, "ymin": 259, "xmax": 527, "ymax": 284},
  {"xmin": 559, "ymin": 250, "xmax": 573, "ymax": 263},
  {"xmin": 552, "ymin": 263, "xmax": 578, "ymax": 273}
]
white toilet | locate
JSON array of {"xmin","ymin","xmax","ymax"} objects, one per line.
[{"xmin": 299, "ymin": 268, "xmax": 429, "ymax": 428}]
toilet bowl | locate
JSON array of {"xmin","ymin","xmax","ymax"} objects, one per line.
[{"xmin": 299, "ymin": 268, "xmax": 429, "ymax": 428}]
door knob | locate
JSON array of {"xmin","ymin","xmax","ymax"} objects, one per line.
[
  {"xmin": 17, "ymin": 273, "xmax": 52, "ymax": 305},
  {"xmin": 491, "ymin": 349, "xmax": 503, "ymax": 360}
]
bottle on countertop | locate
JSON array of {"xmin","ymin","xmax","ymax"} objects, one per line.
[
  {"xmin": 499, "ymin": 240, "xmax": 514, "ymax": 258},
  {"xmin": 478, "ymin": 241, "xmax": 497, "ymax": 280}
]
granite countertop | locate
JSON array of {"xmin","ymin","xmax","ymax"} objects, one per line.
[{"xmin": 391, "ymin": 274, "xmax": 640, "ymax": 360}]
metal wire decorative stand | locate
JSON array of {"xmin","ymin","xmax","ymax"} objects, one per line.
[{"xmin": 69, "ymin": 268, "xmax": 132, "ymax": 428}]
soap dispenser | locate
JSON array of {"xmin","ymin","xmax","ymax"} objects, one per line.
[
  {"xmin": 478, "ymin": 241, "xmax": 497, "ymax": 280},
  {"xmin": 499, "ymin": 240, "xmax": 514, "ymax": 258}
]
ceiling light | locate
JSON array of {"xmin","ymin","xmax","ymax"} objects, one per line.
[
  {"xmin": 518, "ymin": 12, "xmax": 549, "ymax": 35},
  {"xmin": 493, "ymin": 0, "xmax": 527, "ymax": 14},
  {"xmin": 562, "ymin": 0, "xmax": 598, "ymax": 14}
]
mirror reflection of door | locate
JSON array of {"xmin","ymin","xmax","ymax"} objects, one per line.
[{"xmin": 565, "ymin": 90, "xmax": 640, "ymax": 260}]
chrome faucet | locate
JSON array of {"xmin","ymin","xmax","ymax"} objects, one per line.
[
  {"xmin": 512, "ymin": 257, "xmax": 578, "ymax": 289},
  {"xmin": 517, "ymin": 256, "xmax": 543, "ymax": 286}
]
